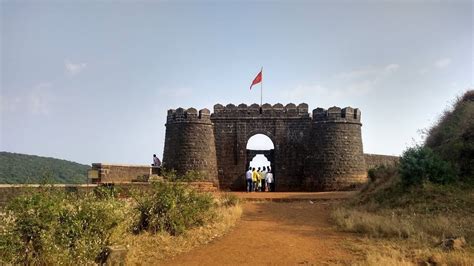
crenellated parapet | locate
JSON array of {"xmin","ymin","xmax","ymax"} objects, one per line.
[
  {"xmin": 212, "ymin": 103, "xmax": 310, "ymax": 118},
  {"xmin": 312, "ymin": 106, "xmax": 361, "ymax": 124},
  {"xmin": 166, "ymin": 107, "xmax": 211, "ymax": 124}
]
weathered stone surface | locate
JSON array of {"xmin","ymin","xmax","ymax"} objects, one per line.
[
  {"xmin": 163, "ymin": 103, "xmax": 368, "ymax": 191},
  {"xmin": 163, "ymin": 108, "xmax": 219, "ymax": 185},
  {"xmin": 90, "ymin": 163, "xmax": 151, "ymax": 183},
  {"xmin": 364, "ymin": 154, "xmax": 399, "ymax": 170}
]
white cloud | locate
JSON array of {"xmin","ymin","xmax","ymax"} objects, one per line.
[
  {"xmin": 1, "ymin": 83, "xmax": 55, "ymax": 115},
  {"xmin": 65, "ymin": 60, "xmax": 87, "ymax": 75},
  {"xmin": 28, "ymin": 83, "xmax": 54, "ymax": 115},
  {"xmin": 434, "ymin": 58, "xmax": 452, "ymax": 68},
  {"xmin": 0, "ymin": 95, "xmax": 22, "ymax": 113}
]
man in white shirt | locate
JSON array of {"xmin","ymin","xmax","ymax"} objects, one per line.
[
  {"xmin": 265, "ymin": 170, "xmax": 274, "ymax": 192},
  {"xmin": 245, "ymin": 167, "xmax": 253, "ymax": 192}
]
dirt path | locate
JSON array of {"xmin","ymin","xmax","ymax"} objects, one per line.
[{"xmin": 163, "ymin": 200, "xmax": 361, "ymax": 265}]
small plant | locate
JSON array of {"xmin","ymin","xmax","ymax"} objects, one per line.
[
  {"xmin": 219, "ymin": 193, "xmax": 240, "ymax": 207},
  {"xmin": 399, "ymin": 145, "xmax": 457, "ymax": 186},
  {"xmin": 180, "ymin": 170, "xmax": 207, "ymax": 182},
  {"xmin": 160, "ymin": 167, "xmax": 177, "ymax": 180},
  {"xmin": 131, "ymin": 182, "xmax": 215, "ymax": 236}
]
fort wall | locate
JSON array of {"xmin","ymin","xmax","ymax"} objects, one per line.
[
  {"xmin": 163, "ymin": 108, "xmax": 218, "ymax": 184},
  {"xmin": 89, "ymin": 163, "xmax": 152, "ymax": 183},
  {"xmin": 163, "ymin": 103, "xmax": 368, "ymax": 191},
  {"xmin": 364, "ymin": 154, "xmax": 399, "ymax": 170},
  {"xmin": 308, "ymin": 107, "xmax": 366, "ymax": 190}
]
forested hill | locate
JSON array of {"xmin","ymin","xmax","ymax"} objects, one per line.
[{"xmin": 0, "ymin": 152, "xmax": 90, "ymax": 184}]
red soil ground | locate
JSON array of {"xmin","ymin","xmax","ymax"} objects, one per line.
[{"xmin": 163, "ymin": 192, "xmax": 362, "ymax": 265}]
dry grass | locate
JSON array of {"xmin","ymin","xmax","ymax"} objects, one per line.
[
  {"xmin": 331, "ymin": 166, "xmax": 474, "ymax": 265},
  {"xmin": 349, "ymin": 239, "xmax": 474, "ymax": 266},
  {"xmin": 122, "ymin": 204, "xmax": 242, "ymax": 264}
]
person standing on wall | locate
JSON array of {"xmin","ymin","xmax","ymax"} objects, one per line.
[
  {"xmin": 152, "ymin": 154, "xmax": 161, "ymax": 167},
  {"xmin": 245, "ymin": 167, "xmax": 253, "ymax": 192}
]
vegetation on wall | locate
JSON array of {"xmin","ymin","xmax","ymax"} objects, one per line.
[{"xmin": 0, "ymin": 152, "xmax": 90, "ymax": 184}]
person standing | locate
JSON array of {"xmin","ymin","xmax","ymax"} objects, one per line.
[
  {"xmin": 245, "ymin": 167, "xmax": 253, "ymax": 192},
  {"xmin": 252, "ymin": 168, "xmax": 259, "ymax": 192},
  {"xmin": 261, "ymin": 166, "xmax": 268, "ymax": 192},
  {"xmin": 266, "ymin": 170, "xmax": 274, "ymax": 192}
]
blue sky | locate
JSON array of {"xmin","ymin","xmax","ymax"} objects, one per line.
[{"xmin": 1, "ymin": 0, "xmax": 472, "ymax": 165}]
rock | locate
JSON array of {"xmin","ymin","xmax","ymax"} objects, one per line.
[{"xmin": 439, "ymin": 237, "xmax": 466, "ymax": 251}]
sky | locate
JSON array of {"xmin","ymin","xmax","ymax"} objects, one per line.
[{"xmin": 1, "ymin": 0, "xmax": 473, "ymax": 166}]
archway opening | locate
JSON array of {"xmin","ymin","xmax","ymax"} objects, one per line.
[
  {"xmin": 246, "ymin": 134, "xmax": 274, "ymax": 150},
  {"xmin": 246, "ymin": 134, "xmax": 275, "ymax": 192}
]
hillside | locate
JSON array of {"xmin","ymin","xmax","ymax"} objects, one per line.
[
  {"xmin": 0, "ymin": 152, "xmax": 90, "ymax": 184},
  {"xmin": 332, "ymin": 90, "xmax": 474, "ymax": 265}
]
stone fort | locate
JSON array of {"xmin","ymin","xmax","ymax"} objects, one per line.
[{"xmin": 163, "ymin": 103, "xmax": 395, "ymax": 191}]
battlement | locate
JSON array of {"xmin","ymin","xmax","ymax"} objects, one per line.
[
  {"xmin": 166, "ymin": 107, "xmax": 212, "ymax": 123},
  {"xmin": 312, "ymin": 106, "xmax": 361, "ymax": 123},
  {"xmin": 212, "ymin": 103, "xmax": 310, "ymax": 118}
]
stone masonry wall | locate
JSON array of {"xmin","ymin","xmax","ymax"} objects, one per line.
[
  {"xmin": 90, "ymin": 163, "xmax": 151, "ymax": 183},
  {"xmin": 163, "ymin": 103, "xmax": 368, "ymax": 191},
  {"xmin": 308, "ymin": 107, "xmax": 367, "ymax": 190},
  {"xmin": 163, "ymin": 108, "xmax": 218, "ymax": 184},
  {"xmin": 364, "ymin": 154, "xmax": 399, "ymax": 170},
  {"xmin": 211, "ymin": 103, "xmax": 311, "ymax": 191}
]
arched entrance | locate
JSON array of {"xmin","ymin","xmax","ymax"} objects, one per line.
[{"xmin": 246, "ymin": 134, "xmax": 275, "ymax": 191}]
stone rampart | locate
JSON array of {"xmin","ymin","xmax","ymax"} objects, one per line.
[
  {"xmin": 212, "ymin": 103, "xmax": 309, "ymax": 118},
  {"xmin": 163, "ymin": 108, "xmax": 218, "ymax": 184},
  {"xmin": 90, "ymin": 163, "xmax": 151, "ymax": 183},
  {"xmin": 163, "ymin": 103, "xmax": 369, "ymax": 191},
  {"xmin": 307, "ymin": 106, "xmax": 366, "ymax": 190},
  {"xmin": 364, "ymin": 153, "xmax": 399, "ymax": 170}
]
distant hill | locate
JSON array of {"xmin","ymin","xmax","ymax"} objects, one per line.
[{"xmin": 0, "ymin": 152, "xmax": 90, "ymax": 184}]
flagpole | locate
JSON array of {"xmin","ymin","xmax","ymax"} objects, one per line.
[{"xmin": 260, "ymin": 67, "xmax": 263, "ymax": 107}]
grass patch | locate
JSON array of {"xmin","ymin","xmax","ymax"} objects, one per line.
[{"xmin": 123, "ymin": 194, "xmax": 242, "ymax": 264}]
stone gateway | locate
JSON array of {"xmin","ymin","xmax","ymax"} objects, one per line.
[{"xmin": 163, "ymin": 103, "xmax": 367, "ymax": 191}]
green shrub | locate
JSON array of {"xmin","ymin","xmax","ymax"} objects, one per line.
[
  {"xmin": 162, "ymin": 168, "xmax": 208, "ymax": 182},
  {"xmin": 399, "ymin": 145, "xmax": 457, "ymax": 186},
  {"xmin": 0, "ymin": 187, "xmax": 124, "ymax": 264},
  {"xmin": 131, "ymin": 182, "xmax": 214, "ymax": 236},
  {"xmin": 160, "ymin": 167, "xmax": 177, "ymax": 180},
  {"xmin": 180, "ymin": 170, "xmax": 207, "ymax": 182}
]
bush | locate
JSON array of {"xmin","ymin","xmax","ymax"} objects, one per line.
[
  {"xmin": 162, "ymin": 168, "xmax": 209, "ymax": 182},
  {"xmin": 368, "ymin": 165, "xmax": 398, "ymax": 182},
  {"xmin": 425, "ymin": 90, "xmax": 474, "ymax": 178},
  {"xmin": 399, "ymin": 145, "xmax": 457, "ymax": 186},
  {"xmin": 131, "ymin": 182, "xmax": 214, "ymax": 236},
  {"xmin": 180, "ymin": 170, "xmax": 207, "ymax": 182},
  {"xmin": 0, "ymin": 187, "xmax": 124, "ymax": 264}
]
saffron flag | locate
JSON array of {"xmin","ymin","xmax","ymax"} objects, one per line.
[{"xmin": 250, "ymin": 69, "xmax": 262, "ymax": 90}]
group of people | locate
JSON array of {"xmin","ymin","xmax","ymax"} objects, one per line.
[{"xmin": 246, "ymin": 166, "xmax": 274, "ymax": 192}]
